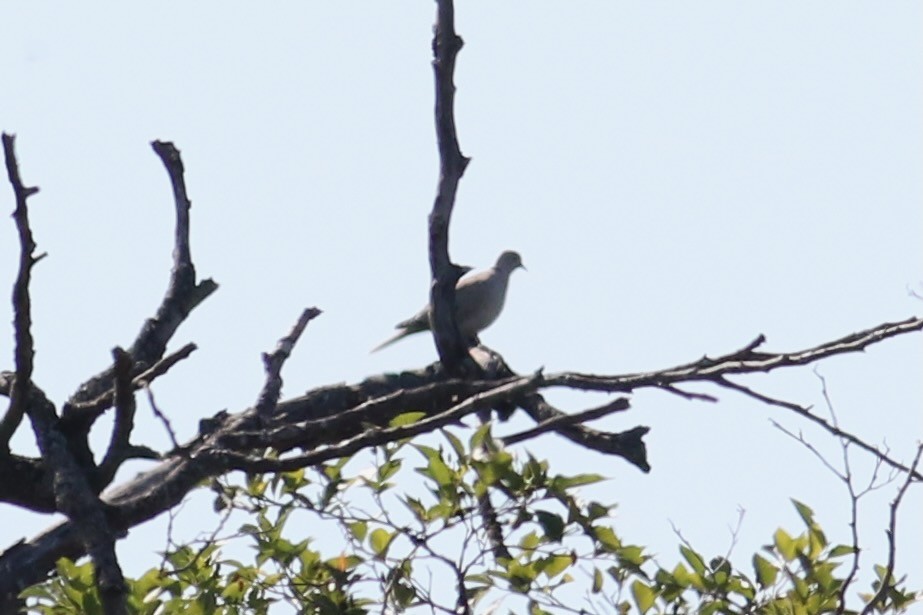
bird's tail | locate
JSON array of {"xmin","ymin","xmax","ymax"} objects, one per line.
[{"xmin": 370, "ymin": 329, "xmax": 413, "ymax": 353}]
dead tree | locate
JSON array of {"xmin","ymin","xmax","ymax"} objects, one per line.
[{"xmin": 1, "ymin": 2, "xmax": 920, "ymax": 613}]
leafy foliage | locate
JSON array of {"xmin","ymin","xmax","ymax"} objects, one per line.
[{"xmin": 21, "ymin": 423, "xmax": 919, "ymax": 613}]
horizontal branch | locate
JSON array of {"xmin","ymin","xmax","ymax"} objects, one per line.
[
  {"xmin": 545, "ymin": 317, "xmax": 923, "ymax": 393},
  {"xmin": 213, "ymin": 374, "xmax": 540, "ymax": 473},
  {"xmin": 502, "ymin": 397, "xmax": 630, "ymax": 446}
]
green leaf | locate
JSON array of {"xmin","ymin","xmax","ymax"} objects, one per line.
[
  {"xmin": 415, "ymin": 445, "xmax": 455, "ymax": 487},
  {"xmin": 874, "ymin": 563, "xmax": 888, "ymax": 580},
  {"xmin": 519, "ymin": 531, "xmax": 541, "ymax": 551},
  {"xmin": 700, "ymin": 600, "xmax": 727, "ymax": 615},
  {"xmin": 541, "ymin": 555, "xmax": 576, "ymax": 579},
  {"xmin": 553, "ymin": 473, "xmax": 606, "ymax": 489},
  {"xmin": 220, "ymin": 576, "xmax": 247, "ymax": 601},
  {"xmin": 377, "ymin": 458, "xmax": 402, "ymax": 483},
  {"xmin": 791, "ymin": 499, "xmax": 815, "ymax": 527},
  {"xmin": 427, "ymin": 500, "xmax": 455, "ymax": 521},
  {"xmin": 322, "ymin": 455, "xmax": 350, "ymax": 481},
  {"xmin": 631, "ymin": 580, "xmax": 656, "ymax": 613},
  {"xmin": 391, "ymin": 581, "xmax": 416, "ymax": 608},
  {"xmin": 671, "ymin": 563, "xmax": 693, "ymax": 588},
  {"xmin": 534, "ymin": 510, "xmax": 565, "ymax": 542},
  {"xmin": 442, "ymin": 429, "xmax": 466, "ymax": 459},
  {"xmin": 529, "ymin": 601, "xmax": 554, "ymax": 615},
  {"xmin": 402, "ymin": 496, "xmax": 428, "ymax": 522},
  {"xmin": 593, "ymin": 526, "xmax": 622, "ymax": 552},
  {"xmin": 81, "ymin": 590, "xmax": 104, "ymax": 615},
  {"xmin": 348, "ymin": 521, "xmax": 368, "ymax": 542},
  {"xmin": 808, "ymin": 526, "xmax": 827, "ymax": 557},
  {"xmin": 18, "ymin": 585, "xmax": 55, "ymax": 600},
  {"xmin": 369, "ymin": 528, "xmax": 394, "ymax": 558},
  {"xmin": 618, "ymin": 545, "xmax": 646, "ymax": 568},
  {"xmin": 680, "ymin": 545, "xmax": 707, "ymax": 575},
  {"xmin": 390, "ymin": 411, "xmax": 426, "ymax": 427},
  {"xmin": 540, "ymin": 554, "xmax": 573, "ymax": 579},
  {"xmin": 773, "ymin": 528, "xmax": 797, "ymax": 561},
  {"xmin": 55, "ymin": 557, "xmax": 80, "ymax": 579},
  {"xmin": 753, "ymin": 554, "xmax": 779, "ymax": 588},
  {"xmin": 829, "ymin": 544, "xmax": 857, "ymax": 558},
  {"xmin": 505, "ymin": 560, "xmax": 539, "ymax": 593},
  {"xmin": 587, "ymin": 501, "xmax": 611, "ymax": 521},
  {"xmin": 429, "ymin": 456, "xmax": 455, "ymax": 486},
  {"xmin": 592, "ymin": 568, "xmax": 604, "ymax": 593},
  {"xmin": 469, "ymin": 422, "xmax": 493, "ymax": 450}
]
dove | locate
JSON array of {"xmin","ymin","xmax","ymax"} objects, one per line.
[{"xmin": 372, "ymin": 251, "xmax": 525, "ymax": 352}]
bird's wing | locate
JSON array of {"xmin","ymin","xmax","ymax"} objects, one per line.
[{"xmin": 454, "ymin": 268, "xmax": 507, "ymax": 335}]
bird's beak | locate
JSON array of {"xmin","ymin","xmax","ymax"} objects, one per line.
[{"xmin": 520, "ymin": 263, "xmax": 527, "ymax": 272}]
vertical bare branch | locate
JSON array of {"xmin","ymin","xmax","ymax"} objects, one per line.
[
  {"xmin": 428, "ymin": 0, "xmax": 471, "ymax": 371},
  {"xmin": 0, "ymin": 133, "xmax": 43, "ymax": 452},
  {"xmin": 97, "ymin": 348, "xmax": 137, "ymax": 487},
  {"xmin": 860, "ymin": 444, "xmax": 923, "ymax": 615}
]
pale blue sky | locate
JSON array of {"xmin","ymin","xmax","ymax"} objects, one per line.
[{"xmin": 1, "ymin": 2, "xmax": 921, "ymax": 611}]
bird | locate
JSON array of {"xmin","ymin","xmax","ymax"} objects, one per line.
[{"xmin": 371, "ymin": 250, "xmax": 525, "ymax": 352}]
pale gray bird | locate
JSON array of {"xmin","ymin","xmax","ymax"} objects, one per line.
[{"xmin": 371, "ymin": 251, "xmax": 525, "ymax": 352}]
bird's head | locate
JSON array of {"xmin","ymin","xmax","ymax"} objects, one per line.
[{"xmin": 496, "ymin": 250, "xmax": 526, "ymax": 273}]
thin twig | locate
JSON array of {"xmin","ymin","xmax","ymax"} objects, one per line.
[
  {"xmin": 66, "ymin": 343, "xmax": 198, "ymax": 420},
  {"xmin": 720, "ymin": 377, "xmax": 922, "ymax": 481},
  {"xmin": 656, "ymin": 383, "xmax": 718, "ymax": 403},
  {"xmin": 860, "ymin": 444, "xmax": 923, "ymax": 615},
  {"xmin": 144, "ymin": 385, "xmax": 179, "ymax": 450}
]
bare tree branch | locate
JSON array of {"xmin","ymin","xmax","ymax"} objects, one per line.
[
  {"xmin": 723, "ymin": 377, "xmax": 922, "ymax": 481},
  {"xmin": 1, "ymin": 133, "xmax": 128, "ymax": 614},
  {"xmin": 545, "ymin": 317, "xmax": 923, "ymax": 392},
  {"xmin": 67, "ymin": 342, "xmax": 197, "ymax": 421},
  {"xmin": 255, "ymin": 307, "xmax": 322, "ymax": 418},
  {"xmin": 63, "ymin": 141, "xmax": 217, "ymax": 413},
  {"xmin": 515, "ymin": 393, "xmax": 651, "ymax": 472},
  {"xmin": 428, "ymin": 0, "xmax": 471, "ymax": 371},
  {"xmin": 502, "ymin": 397, "xmax": 631, "ymax": 446},
  {"xmin": 213, "ymin": 374, "xmax": 541, "ymax": 474},
  {"xmin": 144, "ymin": 385, "xmax": 179, "ymax": 450},
  {"xmin": 0, "ymin": 133, "xmax": 42, "ymax": 453},
  {"xmin": 860, "ymin": 444, "xmax": 923, "ymax": 615},
  {"xmin": 97, "ymin": 348, "xmax": 138, "ymax": 488}
]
